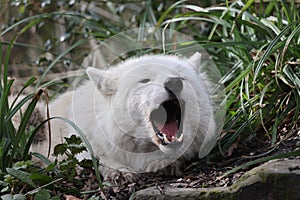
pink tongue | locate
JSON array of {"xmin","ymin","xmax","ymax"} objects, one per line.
[{"xmin": 157, "ymin": 121, "xmax": 178, "ymax": 141}]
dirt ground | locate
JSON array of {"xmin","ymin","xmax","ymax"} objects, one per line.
[{"xmin": 69, "ymin": 123, "xmax": 300, "ymax": 200}]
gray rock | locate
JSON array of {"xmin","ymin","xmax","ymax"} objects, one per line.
[{"xmin": 131, "ymin": 159, "xmax": 300, "ymax": 200}]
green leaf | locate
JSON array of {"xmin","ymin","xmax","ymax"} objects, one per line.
[
  {"xmin": 34, "ymin": 189, "xmax": 51, "ymax": 200},
  {"xmin": 65, "ymin": 135, "xmax": 82, "ymax": 145},
  {"xmin": 13, "ymin": 194, "xmax": 26, "ymax": 200},
  {"xmin": 6, "ymin": 167, "xmax": 37, "ymax": 188},
  {"xmin": 30, "ymin": 173, "xmax": 53, "ymax": 184},
  {"xmin": 79, "ymin": 159, "xmax": 93, "ymax": 168},
  {"xmin": 50, "ymin": 196, "xmax": 60, "ymax": 200},
  {"xmin": 53, "ymin": 143, "xmax": 67, "ymax": 156},
  {"xmin": 67, "ymin": 143, "xmax": 86, "ymax": 155},
  {"xmin": 0, "ymin": 183, "xmax": 9, "ymax": 192},
  {"xmin": 1, "ymin": 194, "xmax": 13, "ymax": 200},
  {"xmin": 49, "ymin": 117, "xmax": 103, "ymax": 191},
  {"xmin": 1, "ymin": 194, "xmax": 22, "ymax": 200}
]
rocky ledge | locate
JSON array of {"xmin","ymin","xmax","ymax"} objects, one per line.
[{"xmin": 131, "ymin": 159, "xmax": 300, "ymax": 200}]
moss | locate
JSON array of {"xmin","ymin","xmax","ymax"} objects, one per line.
[
  {"xmin": 132, "ymin": 160, "xmax": 300, "ymax": 200},
  {"xmin": 198, "ymin": 189, "xmax": 233, "ymax": 200}
]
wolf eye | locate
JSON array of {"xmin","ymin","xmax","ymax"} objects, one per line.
[{"xmin": 139, "ymin": 78, "xmax": 150, "ymax": 83}]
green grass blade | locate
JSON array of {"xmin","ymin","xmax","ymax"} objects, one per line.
[
  {"xmin": 5, "ymin": 94, "xmax": 34, "ymax": 124},
  {"xmin": 221, "ymin": 110, "xmax": 260, "ymax": 152},
  {"xmin": 30, "ymin": 152, "xmax": 53, "ymax": 166},
  {"xmin": 0, "ymin": 39, "xmax": 2, "ymax": 84},
  {"xmin": 224, "ymin": 62, "xmax": 253, "ymax": 92},
  {"xmin": 281, "ymin": 0, "xmax": 293, "ymax": 25},
  {"xmin": 281, "ymin": 24, "xmax": 300, "ymax": 65},
  {"xmin": 0, "ymin": 138, "xmax": 11, "ymax": 171},
  {"xmin": 230, "ymin": 0, "xmax": 255, "ymax": 34},
  {"xmin": 254, "ymin": 22, "xmax": 297, "ymax": 81},
  {"xmin": 8, "ymin": 77, "xmax": 36, "ymax": 109},
  {"xmin": 24, "ymin": 118, "xmax": 49, "ymax": 160},
  {"xmin": 292, "ymin": 89, "xmax": 300, "ymax": 123},
  {"xmin": 2, "ymin": 34, "xmax": 17, "ymax": 90},
  {"xmin": 156, "ymin": 0, "xmax": 187, "ymax": 27},
  {"xmin": 12, "ymin": 90, "xmax": 44, "ymax": 161},
  {"xmin": 220, "ymin": 149, "xmax": 300, "ymax": 178},
  {"xmin": 0, "ymin": 79, "xmax": 15, "ymax": 138}
]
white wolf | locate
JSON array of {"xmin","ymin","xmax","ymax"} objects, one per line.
[{"xmin": 32, "ymin": 52, "xmax": 221, "ymax": 180}]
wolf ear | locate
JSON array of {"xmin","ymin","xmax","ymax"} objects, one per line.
[
  {"xmin": 86, "ymin": 67, "xmax": 118, "ymax": 95},
  {"xmin": 188, "ymin": 52, "xmax": 202, "ymax": 68}
]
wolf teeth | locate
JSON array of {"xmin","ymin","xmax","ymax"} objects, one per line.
[
  {"xmin": 156, "ymin": 130, "xmax": 164, "ymax": 140},
  {"xmin": 151, "ymin": 115, "xmax": 183, "ymax": 145},
  {"xmin": 153, "ymin": 122, "xmax": 165, "ymax": 141},
  {"xmin": 153, "ymin": 121, "xmax": 168, "ymax": 145},
  {"xmin": 163, "ymin": 134, "xmax": 170, "ymax": 144},
  {"xmin": 176, "ymin": 132, "xmax": 183, "ymax": 142},
  {"xmin": 155, "ymin": 126, "xmax": 184, "ymax": 145}
]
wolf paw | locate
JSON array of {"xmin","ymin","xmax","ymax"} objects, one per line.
[
  {"xmin": 100, "ymin": 165, "xmax": 139, "ymax": 185},
  {"xmin": 145, "ymin": 160, "xmax": 184, "ymax": 176},
  {"xmin": 107, "ymin": 171, "xmax": 139, "ymax": 185}
]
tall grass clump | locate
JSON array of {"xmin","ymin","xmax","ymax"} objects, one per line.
[
  {"xmin": 0, "ymin": 38, "xmax": 103, "ymax": 199},
  {"xmin": 0, "ymin": 8, "xmax": 104, "ymax": 196},
  {"xmin": 0, "ymin": 37, "xmax": 47, "ymax": 197},
  {"xmin": 159, "ymin": 1, "xmax": 300, "ymax": 160},
  {"xmin": 0, "ymin": 37, "xmax": 45, "ymax": 172}
]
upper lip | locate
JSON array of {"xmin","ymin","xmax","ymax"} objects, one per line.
[{"xmin": 150, "ymin": 97, "xmax": 184, "ymax": 145}]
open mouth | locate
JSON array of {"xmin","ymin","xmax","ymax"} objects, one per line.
[{"xmin": 150, "ymin": 98, "xmax": 184, "ymax": 145}]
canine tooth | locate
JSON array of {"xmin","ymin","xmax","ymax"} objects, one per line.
[
  {"xmin": 177, "ymin": 132, "xmax": 183, "ymax": 142},
  {"xmin": 157, "ymin": 131, "xmax": 164, "ymax": 140},
  {"xmin": 161, "ymin": 139, "xmax": 168, "ymax": 145},
  {"xmin": 163, "ymin": 134, "xmax": 170, "ymax": 143}
]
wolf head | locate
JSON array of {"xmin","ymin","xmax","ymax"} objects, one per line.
[{"xmin": 86, "ymin": 53, "xmax": 215, "ymax": 158}]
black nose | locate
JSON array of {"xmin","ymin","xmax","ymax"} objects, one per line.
[{"xmin": 164, "ymin": 77, "xmax": 183, "ymax": 94}]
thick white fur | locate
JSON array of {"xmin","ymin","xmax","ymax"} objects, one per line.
[{"xmin": 31, "ymin": 53, "xmax": 217, "ymax": 179}]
